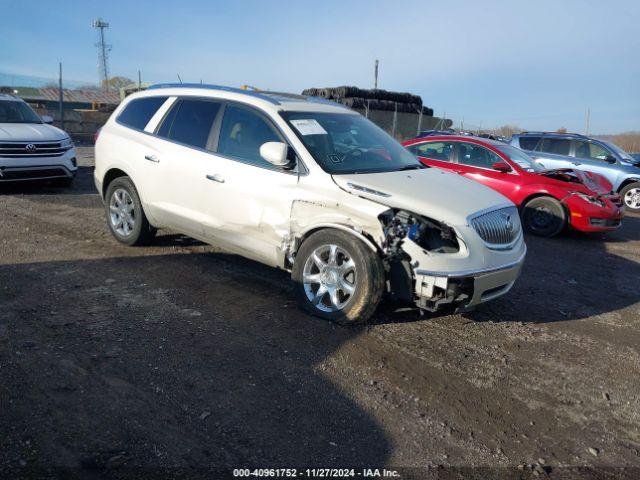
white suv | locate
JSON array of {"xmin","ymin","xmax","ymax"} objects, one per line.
[
  {"xmin": 95, "ymin": 84, "xmax": 526, "ymax": 323},
  {"xmin": 0, "ymin": 94, "xmax": 77, "ymax": 185}
]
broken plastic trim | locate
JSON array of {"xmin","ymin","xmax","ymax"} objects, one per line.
[
  {"xmin": 379, "ymin": 209, "xmax": 459, "ymax": 256},
  {"xmin": 378, "ymin": 209, "xmax": 460, "ymax": 304}
]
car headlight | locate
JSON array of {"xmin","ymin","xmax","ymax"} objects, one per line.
[
  {"xmin": 60, "ymin": 137, "xmax": 73, "ymax": 149},
  {"xmin": 571, "ymin": 191, "xmax": 606, "ymax": 208}
]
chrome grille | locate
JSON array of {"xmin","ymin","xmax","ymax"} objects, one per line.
[
  {"xmin": 0, "ymin": 141, "xmax": 71, "ymax": 158},
  {"xmin": 470, "ymin": 206, "xmax": 521, "ymax": 249}
]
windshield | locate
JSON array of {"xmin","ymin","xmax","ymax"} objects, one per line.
[
  {"xmin": 602, "ymin": 140, "xmax": 634, "ymax": 161},
  {"xmin": 281, "ymin": 111, "xmax": 425, "ymax": 174},
  {"xmin": 495, "ymin": 144, "xmax": 544, "ymax": 172},
  {"xmin": 0, "ymin": 100, "xmax": 42, "ymax": 124}
]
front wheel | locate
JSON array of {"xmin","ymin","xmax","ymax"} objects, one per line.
[
  {"xmin": 292, "ymin": 230, "xmax": 385, "ymax": 325},
  {"xmin": 104, "ymin": 176, "xmax": 156, "ymax": 246},
  {"xmin": 522, "ymin": 196, "xmax": 566, "ymax": 237},
  {"xmin": 620, "ymin": 182, "xmax": 640, "ymax": 212}
]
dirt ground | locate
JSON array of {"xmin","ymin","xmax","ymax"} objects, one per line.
[{"xmin": 1, "ymin": 147, "xmax": 639, "ymax": 479}]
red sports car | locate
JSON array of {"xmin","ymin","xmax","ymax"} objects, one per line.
[{"xmin": 403, "ymin": 135, "xmax": 624, "ymax": 237}]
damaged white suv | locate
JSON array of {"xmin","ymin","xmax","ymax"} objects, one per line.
[{"xmin": 95, "ymin": 84, "xmax": 526, "ymax": 323}]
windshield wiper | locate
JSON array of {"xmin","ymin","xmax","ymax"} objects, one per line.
[{"xmin": 396, "ymin": 164, "xmax": 427, "ymax": 171}]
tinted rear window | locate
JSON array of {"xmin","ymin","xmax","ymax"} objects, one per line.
[
  {"xmin": 117, "ymin": 96, "xmax": 168, "ymax": 130},
  {"xmin": 158, "ymin": 98, "xmax": 221, "ymax": 149},
  {"xmin": 540, "ymin": 138, "xmax": 571, "ymax": 155},
  {"xmin": 518, "ymin": 136, "xmax": 541, "ymax": 151}
]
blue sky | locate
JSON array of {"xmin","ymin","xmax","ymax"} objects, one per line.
[{"xmin": 1, "ymin": 0, "xmax": 638, "ymax": 133}]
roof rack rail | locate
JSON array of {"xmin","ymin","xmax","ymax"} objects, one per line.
[
  {"xmin": 521, "ymin": 131, "xmax": 588, "ymax": 138},
  {"xmin": 147, "ymin": 83, "xmax": 282, "ymax": 105}
]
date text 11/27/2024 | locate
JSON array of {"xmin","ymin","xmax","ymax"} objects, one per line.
[{"xmin": 232, "ymin": 468, "xmax": 401, "ymax": 478}]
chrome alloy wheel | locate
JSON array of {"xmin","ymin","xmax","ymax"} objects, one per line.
[
  {"xmin": 624, "ymin": 187, "xmax": 640, "ymax": 209},
  {"xmin": 109, "ymin": 188, "xmax": 136, "ymax": 236},
  {"xmin": 302, "ymin": 244, "xmax": 357, "ymax": 312}
]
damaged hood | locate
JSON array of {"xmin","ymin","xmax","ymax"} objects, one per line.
[
  {"xmin": 536, "ymin": 168, "xmax": 612, "ymax": 195},
  {"xmin": 332, "ymin": 168, "xmax": 512, "ymax": 225}
]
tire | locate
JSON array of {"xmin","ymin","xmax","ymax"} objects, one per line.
[
  {"xmin": 104, "ymin": 176, "xmax": 156, "ymax": 246},
  {"xmin": 620, "ymin": 182, "xmax": 640, "ymax": 212},
  {"xmin": 292, "ymin": 230, "xmax": 385, "ymax": 325},
  {"xmin": 522, "ymin": 196, "xmax": 566, "ymax": 237}
]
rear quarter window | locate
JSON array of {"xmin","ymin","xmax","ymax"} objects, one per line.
[{"xmin": 117, "ymin": 96, "xmax": 168, "ymax": 130}]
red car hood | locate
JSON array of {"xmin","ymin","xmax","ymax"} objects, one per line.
[{"xmin": 534, "ymin": 169, "xmax": 612, "ymax": 195}]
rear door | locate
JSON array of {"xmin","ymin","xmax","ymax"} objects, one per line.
[
  {"xmin": 148, "ymin": 97, "xmax": 224, "ymax": 236},
  {"xmin": 532, "ymin": 137, "xmax": 573, "ymax": 170},
  {"xmin": 455, "ymin": 142, "xmax": 521, "ymax": 199}
]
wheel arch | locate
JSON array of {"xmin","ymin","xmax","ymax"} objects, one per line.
[
  {"xmin": 293, "ymin": 224, "xmax": 381, "ymax": 260},
  {"xmin": 102, "ymin": 167, "xmax": 129, "ymax": 199},
  {"xmin": 617, "ymin": 177, "xmax": 640, "ymax": 193},
  {"xmin": 520, "ymin": 191, "xmax": 567, "ymax": 214}
]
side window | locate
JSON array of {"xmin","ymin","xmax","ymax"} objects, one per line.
[
  {"xmin": 117, "ymin": 96, "xmax": 168, "ymax": 130},
  {"xmin": 458, "ymin": 143, "xmax": 503, "ymax": 169},
  {"xmin": 539, "ymin": 138, "xmax": 571, "ymax": 155},
  {"xmin": 408, "ymin": 142, "xmax": 454, "ymax": 162},
  {"xmin": 218, "ymin": 104, "xmax": 281, "ymax": 167},
  {"xmin": 158, "ymin": 98, "xmax": 221, "ymax": 149},
  {"xmin": 574, "ymin": 141, "xmax": 611, "ymax": 161},
  {"xmin": 518, "ymin": 136, "xmax": 541, "ymax": 151}
]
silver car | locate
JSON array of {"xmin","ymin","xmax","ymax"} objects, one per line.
[
  {"xmin": 0, "ymin": 93, "xmax": 77, "ymax": 185},
  {"xmin": 510, "ymin": 132, "xmax": 640, "ymax": 211}
]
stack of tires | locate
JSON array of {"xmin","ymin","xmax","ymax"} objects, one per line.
[{"xmin": 302, "ymin": 86, "xmax": 433, "ymax": 116}]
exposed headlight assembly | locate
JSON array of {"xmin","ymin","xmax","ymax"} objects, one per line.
[
  {"xmin": 379, "ymin": 209, "xmax": 459, "ymax": 255},
  {"xmin": 571, "ymin": 191, "xmax": 605, "ymax": 208}
]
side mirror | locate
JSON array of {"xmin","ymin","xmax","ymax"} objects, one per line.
[
  {"xmin": 492, "ymin": 162, "xmax": 512, "ymax": 173},
  {"xmin": 604, "ymin": 155, "xmax": 617, "ymax": 164},
  {"xmin": 41, "ymin": 115, "xmax": 53, "ymax": 124},
  {"xmin": 260, "ymin": 141, "xmax": 293, "ymax": 168}
]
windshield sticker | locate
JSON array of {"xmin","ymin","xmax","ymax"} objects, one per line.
[
  {"xmin": 290, "ymin": 119, "xmax": 327, "ymax": 136},
  {"xmin": 328, "ymin": 154, "xmax": 343, "ymax": 164}
]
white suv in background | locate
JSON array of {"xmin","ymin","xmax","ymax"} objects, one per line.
[
  {"xmin": 94, "ymin": 84, "xmax": 526, "ymax": 324},
  {"xmin": 0, "ymin": 94, "xmax": 77, "ymax": 185}
]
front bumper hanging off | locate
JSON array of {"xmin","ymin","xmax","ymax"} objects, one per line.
[{"xmin": 413, "ymin": 249, "xmax": 526, "ymax": 312}]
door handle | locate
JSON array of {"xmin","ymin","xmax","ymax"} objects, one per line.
[
  {"xmin": 144, "ymin": 154, "xmax": 159, "ymax": 163},
  {"xmin": 206, "ymin": 174, "xmax": 225, "ymax": 183}
]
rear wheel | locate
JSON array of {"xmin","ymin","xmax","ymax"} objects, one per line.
[
  {"xmin": 105, "ymin": 176, "xmax": 156, "ymax": 246},
  {"xmin": 620, "ymin": 182, "xmax": 640, "ymax": 212},
  {"xmin": 292, "ymin": 230, "xmax": 385, "ymax": 325},
  {"xmin": 522, "ymin": 197, "xmax": 566, "ymax": 237}
]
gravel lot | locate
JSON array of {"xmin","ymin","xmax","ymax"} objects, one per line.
[{"xmin": 1, "ymin": 147, "xmax": 639, "ymax": 478}]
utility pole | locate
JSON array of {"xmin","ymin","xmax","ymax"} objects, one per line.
[
  {"xmin": 585, "ymin": 107, "xmax": 590, "ymax": 135},
  {"xmin": 93, "ymin": 18, "xmax": 111, "ymax": 90},
  {"xmin": 392, "ymin": 102, "xmax": 398, "ymax": 138},
  {"xmin": 58, "ymin": 62, "xmax": 63, "ymax": 130},
  {"xmin": 138, "ymin": 70, "xmax": 142, "ymax": 89},
  {"xmin": 374, "ymin": 59, "xmax": 379, "ymax": 89}
]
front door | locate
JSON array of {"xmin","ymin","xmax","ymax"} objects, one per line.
[
  {"xmin": 455, "ymin": 142, "xmax": 520, "ymax": 199},
  {"xmin": 197, "ymin": 103, "xmax": 300, "ymax": 267}
]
